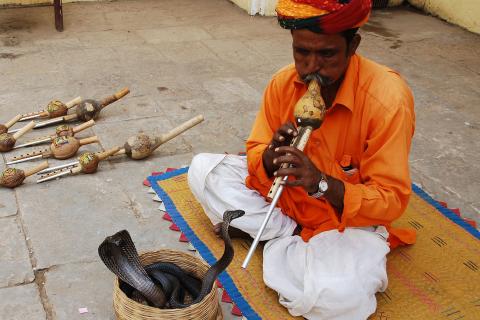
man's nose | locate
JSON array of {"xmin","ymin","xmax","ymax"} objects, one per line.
[{"xmin": 305, "ymin": 54, "xmax": 323, "ymax": 74}]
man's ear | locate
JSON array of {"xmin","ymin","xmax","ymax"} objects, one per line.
[{"xmin": 348, "ymin": 34, "xmax": 361, "ymax": 56}]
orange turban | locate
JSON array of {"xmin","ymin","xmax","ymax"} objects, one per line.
[{"xmin": 276, "ymin": 0, "xmax": 372, "ymax": 34}]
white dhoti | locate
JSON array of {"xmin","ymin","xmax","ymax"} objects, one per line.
[{"xmin": 188, "ymin": 153, "xmax": 390, "ymax": 320}]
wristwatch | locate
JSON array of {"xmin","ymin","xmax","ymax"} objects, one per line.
[{"xmin": 309, "ymin": 172, "xmax": 328, "ymax": 199}]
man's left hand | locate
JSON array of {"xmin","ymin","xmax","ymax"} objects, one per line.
[
  {"xmin": 273, "ymin": 146, "xmax": 322, "ymax": 194},
  {"xmin": 273, "ymin": 145, "xmax": 346, "ymax": 214}
]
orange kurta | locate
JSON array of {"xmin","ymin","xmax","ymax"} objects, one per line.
[{"xmin": 246, "ymin": 54, "xmax": 416, "ymax": 248}]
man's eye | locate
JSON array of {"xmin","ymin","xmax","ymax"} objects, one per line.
[
  {"xmin": 319, "ymin": 50, "xmax": 336, "ymax": 58},
  {"xmin": 295, "ymin": 48, "xmax": 309, "ymax": 55}
]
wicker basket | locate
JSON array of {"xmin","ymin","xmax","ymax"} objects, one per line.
[{"xmin": 113, "ymin": 249, "xmax": 223, "ymax": 320}]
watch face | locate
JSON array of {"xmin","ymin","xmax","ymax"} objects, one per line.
[{"xmin": 319, "ymin": 180, "xmax": 328, "ymax": 192}]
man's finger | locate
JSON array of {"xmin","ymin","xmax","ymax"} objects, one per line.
[
  {"xmin": 282, "ymin": 179, "xmax": 304, "ymax": 187},
  {"xmin": 274, "ymin": 154, "xmax": 303, "ymax": 167},
  {"xmin": 276, "ymin": 167, "xmax": 302, "ymax": 178}
]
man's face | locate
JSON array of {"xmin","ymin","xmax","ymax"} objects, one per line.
[{"xmin": 291, "ymin": 29, "xmax": 358, "ymax": 85}]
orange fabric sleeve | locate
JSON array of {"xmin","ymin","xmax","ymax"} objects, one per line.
[{"xmin": 246, "ymin": 77, "xmax": 283, "ymax": 187}]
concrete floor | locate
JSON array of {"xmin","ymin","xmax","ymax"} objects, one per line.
[{"xmin": 0, "ymin": 0, "xmax": 479, "ymax": 319}]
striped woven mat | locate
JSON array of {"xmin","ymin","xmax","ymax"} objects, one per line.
[{"xmin": 147, "ymin": 168, "xmax": 480, "ymax": 320}]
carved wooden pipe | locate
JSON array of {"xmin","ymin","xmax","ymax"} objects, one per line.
[
  {"xmin": 19, "ymin": 97, "xmax": 82, "ymax": 121},
  {"xmin": 0, "ymin": 121, "xmax": 36, "ymax": 152},
  {"xmin": 76, "ymin": 88, "xmax": 130, "ymax": 121},
  {"xmin": 0, "ymin": 161, "xmax": 49, "ymax": 188},
  {"xmin": 116, "ymin": 115, "xmax": 204, "ymax": 160},
  {"xmin": 7, "ymin": 136, "xmax": 99, "ymax": 164},
  {"xmin": 0, "ymin": 115, "xmax": 22, "ymax": 135},
  {"xmin": 13, "ymin": 120, "xmax": 95, "ymax": 149}
]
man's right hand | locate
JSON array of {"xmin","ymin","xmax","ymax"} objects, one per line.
[{"xmin": 262, "ymin": 121, "xmax": 298, "ymax": 177}]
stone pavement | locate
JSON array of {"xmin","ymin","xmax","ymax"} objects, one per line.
[{"xmin": 0, "ymin": 0, "xmax": 479, "ymax": 319}]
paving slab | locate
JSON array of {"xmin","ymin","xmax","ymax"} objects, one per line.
[
  {"xmin": 136, "ymin": 26, "xmax": 213, "ymax": 44},
  {"xmin": 0, "ymin": 217, "xmax": 34, "ymax": 287},
  {"xmin": 45, "ymin": 262, "xmax": 115, "ymax": 320},
  {"xmin": 0, "ymin": 284, "xmax": 45, "ymax": 320}
]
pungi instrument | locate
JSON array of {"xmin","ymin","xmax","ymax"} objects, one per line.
[
  {"xmin": 115, "ymin": 115, "xmax": 204, "ymax": 160},
  {"xmin": 33, "ymin": 88, "xmax": 130, "ymax": 129},
  {"xmin": 37, "ymin": 147, "xmax": 120, "ymax": 183},
  {"xmin": 0, "ymin": 121, "xmax": 36, "ymax": 152},
  {"xmin": 0, "ymin": 161, "xmax": 48, "ymax": 188},
  {"xmin": 1, "ymin": 161, "xmax": 49, "ymax": 188},
  {"xmin": 6, "ymin": 136, "xmax": 99, "ymax": 165},
  {"xmin": 242, "ymin": 79, "xmax": 326, "ymax": 269},
  {"xmin": 13, "ymin": 120, "xmax": 95, "ymax": 150},
  {"xmin": 19, "ymin": 96, "xmax": 82, "ymax": 121},
  {"xmin": 0, "ymin": 115, "xmax": 22, "ymax": 134}
]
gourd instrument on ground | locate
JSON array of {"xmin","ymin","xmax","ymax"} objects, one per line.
[
  {"xmin": 36, "ymin": 147, "xmax": 120, "ymax": 183},
  {"xmin": 115, "ymin": 115, "xmax": 204, "ymax": 160},
  {"xmin": 241, "ymin": 78, "xmax": 327, "ymax": 269},
  {"xmin": 18, "ymin": 96, "xmax": 82, "ymax": 121},
  {"xmin": 6, "ymin": 135, "xmax": 99, "ymax": 165},
  {"xmin": 98, "ymin": 210, "xmax": 244, "ymax": 308},
  {"xmin": 0, "ymin": 121, "xmax": 36, "ymax": 152},
  {"xmin": 32, "ymin": 88, "xmax": 130, "ymax": 129},
  {"xmin": 0, "ymin": 161, "xmax": 49, "ymax": 188},
  {"xmin": 13, "ymin": 120, "xmax": 95, "ymax": 149},
  {"xmin": 0, "ymin": 115, "xmax": 22, "ymax": 135}
]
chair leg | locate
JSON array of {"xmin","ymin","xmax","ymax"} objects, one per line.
[{"xmin": 54, "ymin": 0, "xmax": 64, "ymax": 32}]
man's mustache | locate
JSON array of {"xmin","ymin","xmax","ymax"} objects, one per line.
[{"xmin": 301, "ymin": 73, "xmax": 334, "ymax": 86}]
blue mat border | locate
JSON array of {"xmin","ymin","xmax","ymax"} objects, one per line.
[
  {"xmin": 148, "ymin": 168, "xmax": 261, "ymax": 320},
  {"xmin": 411, "ymin": 184, "xmax": 480, "ymax": 240},
  {"xmin": 148, "ymin": 169, "xmax": 480, "ymax": 320}
]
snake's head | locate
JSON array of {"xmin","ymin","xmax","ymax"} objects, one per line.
[{"xmin": 223, "ymin": 210, "xmax": 245, "ymax": 223}]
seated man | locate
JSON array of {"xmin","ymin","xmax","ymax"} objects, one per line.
[{"xmin": 188, "ymin": 0, "xmax": 416, "ymax": 319}]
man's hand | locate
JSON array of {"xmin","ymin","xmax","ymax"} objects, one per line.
[
  {"xmin": 272, "ymin": 146, "xmax": 322, "ymax": 194},
  {"xmin": 273, "ymin": 145, "xmax": 346, "ymax": 215},
  {"xmin": 262, "ymin": 122, "xmax": 298, "ymax": 177}
]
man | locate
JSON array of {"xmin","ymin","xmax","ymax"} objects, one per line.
[{"xmin": 188, "ymin": 0, "xmax": 416, "ymax": 318}]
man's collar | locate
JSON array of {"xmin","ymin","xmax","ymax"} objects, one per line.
[{"xmin": 294, "ymin": 55, "xmax": 358, "ymax": 112}]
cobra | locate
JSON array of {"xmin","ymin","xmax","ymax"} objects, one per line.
[{"xmin": 98, "ymin": 209, "xmax": 245, "ymax": 308}]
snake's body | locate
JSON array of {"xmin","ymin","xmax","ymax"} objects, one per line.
[{"xmin": 98, "ymin": 210, "xmax": 244, "ymax": 308}]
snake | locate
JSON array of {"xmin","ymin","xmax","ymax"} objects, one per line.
[{"xmin": 98, "ymin": 209, "xmax": 245, "ymax": 308}]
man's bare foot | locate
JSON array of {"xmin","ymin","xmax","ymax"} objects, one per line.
[{"xmin": 213, "ymin": 223, "xmax": 252, "ymax": 240}]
